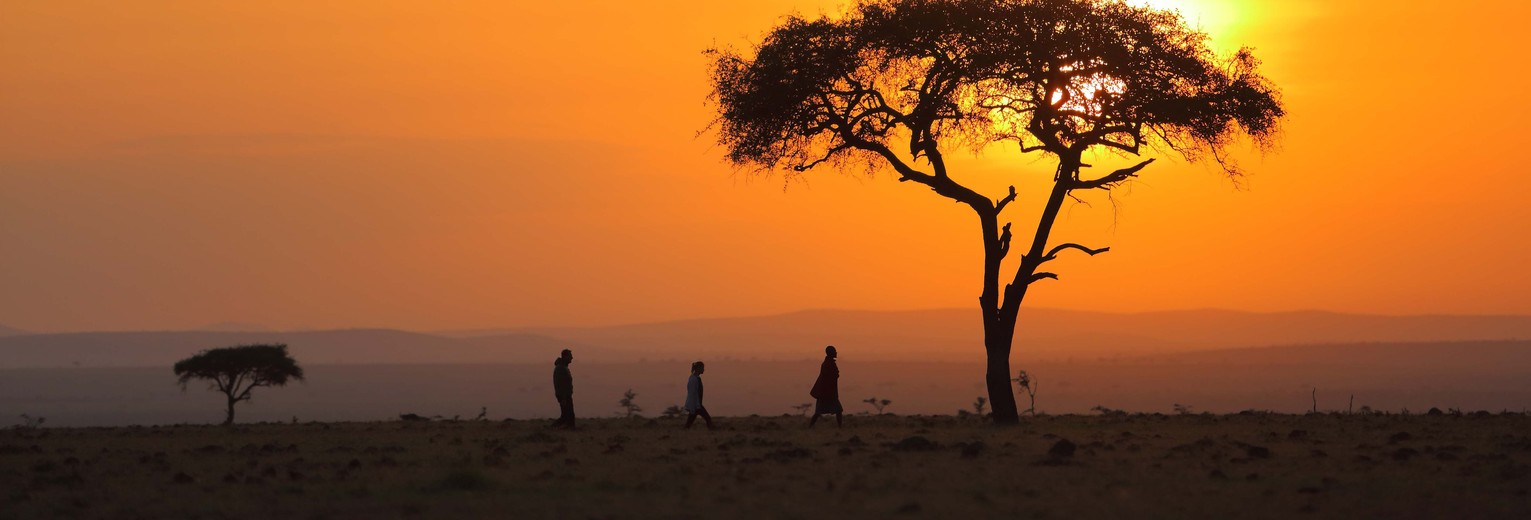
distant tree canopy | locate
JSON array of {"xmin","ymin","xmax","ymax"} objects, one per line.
[
  {"xmin": 708, "ymin": 0, "xmax": 1283, "ymax": 424},
  {"xmin": 174, "ymin": 344, "xmax": 304, "ymax": 425}
]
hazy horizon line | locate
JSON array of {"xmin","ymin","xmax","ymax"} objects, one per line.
[{"xmin": 7, "ymin": 305, "xmax": 1531, "ymax": 337}]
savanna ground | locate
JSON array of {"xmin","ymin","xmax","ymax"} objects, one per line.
[{"xmin": 3, "ymin": 413, "xmax": 1529, "ymax": 519}]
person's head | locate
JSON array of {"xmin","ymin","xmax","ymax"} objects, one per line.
[
  {"xmin": 691, "ymin": 361, "xmax": 705, "ymax": 375},
  {"xmin": 825, "ymin": 345, "xmax": 837, "ymax": 358},
  {"xmin": 561, "ymin": 349, "xmax": 573, "ymax": 362}
]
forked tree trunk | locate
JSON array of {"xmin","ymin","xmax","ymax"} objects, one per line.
[
  {"xmin": 224, "ymin": 395, "xmax": 237, "ymax": 426},
  {"xmin": 978, "ymin": 210, "xmax": 1023, "ymax": 425},
  {"xmin": 978, "ymin": 157, "xmax": 1080, "ymax": 426}
]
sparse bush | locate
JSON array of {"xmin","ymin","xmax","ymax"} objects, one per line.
[
  {"xmin": 617, "ymin": 389, "xmax": 642, "ymax": 418},
  {"xmin": 863, "ymin": 397, "xmax": 892, "ymax": 414},
  {"xmin": 661, "ymin": 405, "xmax": 685, "ymax": 419},
  {"xmin": 1014, "ymin": 370, "xmax": 1039, "ymax": 416},
  {"xmin": 1091, "ymin": 405, "xmax": 1126, "ymax": 417},
  {"xmin": 972, "ymin": 397, "xmax": 988, "ymax": 416},
  {"xmin": 791, "ymin": 403, "xmax": 812, "ymax": 416},
  {"xmin": 1173, "ymin": 403, "xmax": 1194, "ymax": 415},
  {"xmin": 13, "ymin": 414, "xmax": 45, "ymax": 430}
]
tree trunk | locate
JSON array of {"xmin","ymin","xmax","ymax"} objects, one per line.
[
  {"xmin": 979, "ymin": 157, "xmax": 1079, "ymax": 425},
  {"xmin": 985, "ymin": 327, "xmax": 1021, "ymax": 425},
  {"xmin": 224, "ymin": 396, "xmax": 236, "ymax": 426}
]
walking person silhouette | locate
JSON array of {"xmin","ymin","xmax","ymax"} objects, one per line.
[
  {"xmin": 551, "ymin": 349, "xmax": 576, "ymax": 429},
  {"xmin": 684, "ymin": 361, "xmax": 715, "ymax": 430},
  {"xmin": 809, "ymin": 345, "xmax": 843, "ymax": 428}
]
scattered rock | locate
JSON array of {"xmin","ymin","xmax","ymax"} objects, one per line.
[
  {"xmin": 1208, "ymin": 469, "xmax": 1229, "ymax": 480},
  {"xmin": 1388, "ymin": 432, "xmax": 1413, "ymax": 444},
  {"xmin": 959, "ymin": 441, "xmax": 986, "ymax": 458},
  {"xmin": 896, "ymin": 503, "xmax": 922, "ymax": 514},
  {"xmin": 1246, "ymin": 445, "xmax": 1271, "ymax": 459},
  {"xmin": 1393, "ymin": 448, "xmax": 1419, "ymax": 461},
  {"xmin": 891, "ymin": 436, "xmax": 938, "ymax": 452},
  {"xmin": 1048, "ymin": 439, "xmax": 1077, "ymax": 459},
  {"xmin": 172, "ymin": 472, "xmax": 195, "ymax": 484}
]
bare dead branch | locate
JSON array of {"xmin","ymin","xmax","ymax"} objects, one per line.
[
  {"xmin": 1042, "ymin": 243, "xmax": 1110, "ymax": 262},
  {"xmin": 1072, "ymin": 158, "xmax": 1155, "ymax": 190},
  {"xmin": 995, "ymin": 186, "xmax": 1018, "ymax": 213}
]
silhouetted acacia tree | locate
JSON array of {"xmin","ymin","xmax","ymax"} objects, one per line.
[
  {"xmin": 708, "ymin": 0, "xmax": 1283, "ymax": 424},
  {"xmin": 173, "ymin": 344, "xmax": 304, "ymax": 425}
]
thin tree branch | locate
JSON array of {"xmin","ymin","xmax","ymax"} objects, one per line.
[
  {"xmin": 1041, "ymin": 243, "xmax": 1110, "ymax": 262},
  {"xmin": 1072, "ymin": 158, "xmax": 1154, "ymax": 190},
  {"xmin": 1029, "ymin": 272, "xmax": 1058, "ymax": 283},
  {"xmin": 995, "ymin": 186, "xmax": 1018, "ymax": 213},
  {"xmin": 793, "ymin": 143, "xmax": 853, "ymax": 171}
]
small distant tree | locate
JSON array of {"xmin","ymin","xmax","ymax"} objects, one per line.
[
  {"xmin": 792, "ymin": 403, "xmax": 814, "ymax": 416},
  {"xmin": 618, "ymin": 389, "xmax": 643, "ymax": 418},
  {"xmin": 1172, "ymin": 403, "xmax": 1193, "ymax": 415},
  {"xmin": 15, "ymin": 414, "xmax": 45, "ymax": 430},
  {"xmin": 973, "ymin": 396, "xmax": 988, "ymax": 416},
  {"xmin": 863, "ymin": 397, "xmax": 892, "ymax": 414},
  {"xmin": 662, "ymin": 404, "xmax": 686, "ymax": 419},
  {"xmin": 173, "ymin": 344, "xmax": 303, "ymax": 425},
  {"xmin": 1014, "ymin": 370, "xmax": 1038, "ymax": 416}
]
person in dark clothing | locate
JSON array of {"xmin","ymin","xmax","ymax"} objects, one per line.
[
  {"xmin": 809, "ymin": 345, "xmax": 842, "ymax": 428},
  {"xmin": 551, "ymin": 349, "xmax": 575, "ymax": 429},
  {"xmin": 684, "ymin": 361, "xmax": 715, "ymax": 430}
]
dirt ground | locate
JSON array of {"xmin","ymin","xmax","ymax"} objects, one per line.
[{"xmin": 2, "ymin": 413, "xmax": 1528, "ymax": 519}]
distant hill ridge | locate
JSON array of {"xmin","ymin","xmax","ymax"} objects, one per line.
[{"xmin": 4, "ymin": 308, "xmax": 1531, "ymax": 369}]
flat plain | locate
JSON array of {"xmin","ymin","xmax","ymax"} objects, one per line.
[{"xmin": 3, "ymin": 413, "xmax": 1529, "ymax": 519}]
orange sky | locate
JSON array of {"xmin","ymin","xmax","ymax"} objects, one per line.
[{"xmin": 2, "ymin": 1, "xmax": 1529, "ymax": 332}]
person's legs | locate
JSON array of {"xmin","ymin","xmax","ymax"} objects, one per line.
[
  {"xmin": 685, "ymin": 410, "xmax": 698, "ymax": 429},
  {"xmin": 835, "ymin": 412, "xmax": 842, "ymax": 428},
  {"xmin": 556, "ymin": 397, "xmax": 575, "ymax": 429},
  {"xmin": 551, "ymin": 398, "xmax": 566, "ymax": 428},
  {"xmin": 698, "ymin": 407, "xmax": 714, "ymax": 429},
  {"xmin": 809, "ymin": 413, "xmax": 820, "ymax": 428}
]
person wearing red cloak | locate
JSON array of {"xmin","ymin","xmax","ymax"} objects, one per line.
[{"xmin": 809, "ymin": 345, "xmax": 842, "ymax": 428}]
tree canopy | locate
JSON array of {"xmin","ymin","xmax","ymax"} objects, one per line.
[
  {"xmin": 709, "ymin": 0, "xmax": 1281, "ymax": 184},
  {"xmin": 708, "ymin": 0, "xmax": 1284, "ymax": 424},
  {"xmin": 174, "ymin": 343, "xmax": 304, "ymax": 425}
]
